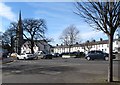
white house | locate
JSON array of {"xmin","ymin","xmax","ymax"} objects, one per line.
[
  {"xmin": 21, "ymin": 40, "xmax": 52, "ymax": 54},
  {"xmin": 53, "ymin": 38, "xmax": 120, "ymax": 54}
]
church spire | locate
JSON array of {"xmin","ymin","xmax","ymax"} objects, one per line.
[
  {"xmin": 18, "ymin": 10, "xmax": 22, "ymax": 28},
  {"xmin": 19, "ymin": 10, "xmax": 22, "ymax": 23},
  {"xmin": 16, "ymin": 10, "xmax": 23, "ymax": 54}
]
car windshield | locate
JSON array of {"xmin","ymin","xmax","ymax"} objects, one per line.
[
  {"xmin": 88, "ymin": 51, "xmax": 95, "ymax": 54},
  {"xmin": 26, "ymin": 53, "xmax": 31, "ymax": 54},
  {"xmin": 96, "ymin": 51, "xmax": 103, "ymax": 54}
]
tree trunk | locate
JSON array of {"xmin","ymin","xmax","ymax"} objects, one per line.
[
  {"xmin": 108, "ymin": 35, "xmax": 114, "ymax": 82},
  {"xmin": 11, "ymin": 36, "xmax": 13, "ymax": 53},
  {"xmin": 69, "ymin": 45, "xmax": 71, "ymax": 56},
  {"xmin": 31, "ymin": 41, "xmax": 34, "ymax": 54}
]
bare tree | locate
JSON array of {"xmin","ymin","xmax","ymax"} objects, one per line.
[
  {"xmin": 60, "ymin": 25, "xmax": 80, "ymax": 45},
  {"xmin": 0, "ymin": 32, "xmax": 2, "ymax": 42},
  {"xmin": 23, "ymin": 18, "xmax": 47, "ymax": 54},
  {"xmin": 2, "ymin": 23, "xmax": 17, "ymax": 52},
  {"xmin": 75, "ymin": 1, "xmax": 120, "ymax": 82},
  {"xmin": 60, "ymin": 25, "xmax": 80, "ymax": 53},
  {"xmin": 44, "ymin": 37, "xmax": 54, "ymax": 43},
  {"xmin": 3, "ymin": 18, "xmax": 47, "ymax": 54}
]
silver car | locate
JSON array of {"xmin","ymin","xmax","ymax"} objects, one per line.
[{"xmin": 34, "ymin": 51, "xmax": 46, "ymax": 59}]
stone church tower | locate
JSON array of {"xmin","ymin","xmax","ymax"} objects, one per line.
[{"xmin": 16, "ymin": 11, "xmax": 23, "ymax": 54}]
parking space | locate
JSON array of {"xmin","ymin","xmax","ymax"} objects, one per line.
[{"xmin": 2, "ymin": 58, "xmax": 120, "ymax": 83}]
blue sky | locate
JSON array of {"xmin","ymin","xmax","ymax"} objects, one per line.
[{"xmin": 0, "ymin": 2, "xmax": 119, "ymax": 46}]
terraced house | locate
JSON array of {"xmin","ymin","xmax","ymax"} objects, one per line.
[{"xmin": 53, "ymin": 35, "xmax": 120, "ymax": 54}]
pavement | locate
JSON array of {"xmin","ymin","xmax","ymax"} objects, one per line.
[
  {"xmin": 2, "ymin": 57, "xmax": 14, "ymax": 64},
  {"xmin": 115, "ymin": 53, "xmax": 120, "ymax": 60},
  {"xmin": 2, "ymin": 58, "xmax": 120, "ymax": 84}
]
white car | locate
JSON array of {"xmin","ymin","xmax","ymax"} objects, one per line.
[
  {"xmin": 62, "ymin": 55, "xmax": 70, "ymax": 59},
  {"xmin": 34, "ymin": 51, "xmax": 46, "ymax": 59},
  {"xmin": 17, "ymin": 53, "xmax": 37, "ymax": 60}
]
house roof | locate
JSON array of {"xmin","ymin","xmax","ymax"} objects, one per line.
[{"xmin": 53, "ymin": 39, "xmax": 119, "ymax": 48}]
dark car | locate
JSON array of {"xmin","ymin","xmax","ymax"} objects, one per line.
[
  {"xmin": 72, "ymin": 52, "xmax": 86, "ymax": 58},
  {"xmin": 42, "ymin": 54, "xmax": 53, "ymax": 59},
  {"xmin": 2, "ymin": 52, "xmax": 9, "ymax": 59},
  {"xmin": 52, "ymin": 53, "xmax": 60, "ymax": 58},
  {"xmin": 85, "ymin": 50, "xmax": 116, "ymax": 61}
]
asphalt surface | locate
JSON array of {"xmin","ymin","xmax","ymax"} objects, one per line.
[{"xmin": 2, "ymin": 58, "xmax": 120, "ymax": 83}]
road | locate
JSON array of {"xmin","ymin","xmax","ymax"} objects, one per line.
[{"xmin": 2, "ymin": 58, "xmax": 120, "ymax": 83}]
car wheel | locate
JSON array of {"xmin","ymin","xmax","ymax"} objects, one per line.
[
  {"xmin": 87, "ymin": 57, "xmax": 91, "ymax": 61},
  {"xmin": 17, "ymin": 57, "xmax": 19, "ymax": 60},
  {"xmin": 24, "ymin": 57, "xmax": 26, "ymax": 60},
  {"xmin": 105, "ymin": 57, "xmax": 108, "ymax": 61},
  {"xmin": 35, "ymin": 57, "xmax": 38, "ymax": 60}
]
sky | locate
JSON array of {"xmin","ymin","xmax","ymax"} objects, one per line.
[{"xmin": 0, "ymin": 2, "xmax": 119, "ymax": 46}]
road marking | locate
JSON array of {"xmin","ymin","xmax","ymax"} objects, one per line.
[
  {"xmin": 18, "ymin": 60, "xmax": 37, "ymax": 63},
  {"xmin": 40, "ymin": 71, "xmax": 61, "ymax": 75},
  {"xmin": 11, "ymin": 70, "xmax": 21, "ymax": 73}
]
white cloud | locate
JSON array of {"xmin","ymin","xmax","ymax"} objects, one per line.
[
  {"xmin": 81, "ymin": 31, "xmax": 106, "ymax": 41},
  {"xmin": 0, "ymin": 2, "xmax": 16, "ymax": 21}
]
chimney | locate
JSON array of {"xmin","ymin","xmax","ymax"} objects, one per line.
[
  {"xmin": 76, "ymin": 42, "xmax": 78, "ymax": 44},
  {"xmin": 93, "ymin": 40, "xmax": 96, "ymax": 42},
  {"xmin": 100, "ymin": 38, "xmax": 103, "ymax": 41},
  {"xmin": 87, "ymin": 40, "xmax": 89, "ymax": 43}
]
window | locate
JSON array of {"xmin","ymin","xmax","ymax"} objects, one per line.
[
  {"xmin": 105, "ymin": 49, "xmax": 106, "ymax": 51},
  {"xmin": 116, "ymin": 41, "xmax": 118, "ymax": 45},
  {"xmin": 102, "ymin": 44, "xmax": 103, "ymax": 47},
  {"xmin": 82, "ymin": 47, "xmax": 84, "ymax": 49}
]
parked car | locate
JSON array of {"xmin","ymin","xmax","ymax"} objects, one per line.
[
  {"xmin": 2, "ymin": 51, "xmax": 9, "ymax": 59},
  {"xmin": 85, "ymin": 50, "xmax": 116, "ymax": 61},
  {"xmin": 59, "ymin": 52, "xmax": 86, "ymax": 58},
  {"xmin": 42, "ymin": 54, "xmax": 53, "ymax": 59},
  {"xmin": 59, "ymin": 52, "xmax": 69, "ymax": 57},
  {"xmin": 52, "ymin": 53, "xmax": 60, "ymax": 58},
  {"xmin": 62, "ymin": 54, "xmax": 71, "ymax": 59},
  {"xmin": 61, "ymin": 52, "xmax": 76, "ymax": 58},
  {"xmin": 34, "ymin": 51, "xmax": 46, "ymax": 59},
  {"xmin": 71, "ymin": 52, "xmax": 86, "ymax": 58},
  {"xmin": 17, "ymin": 53, "xmax": 38, "ymax": 60}
]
